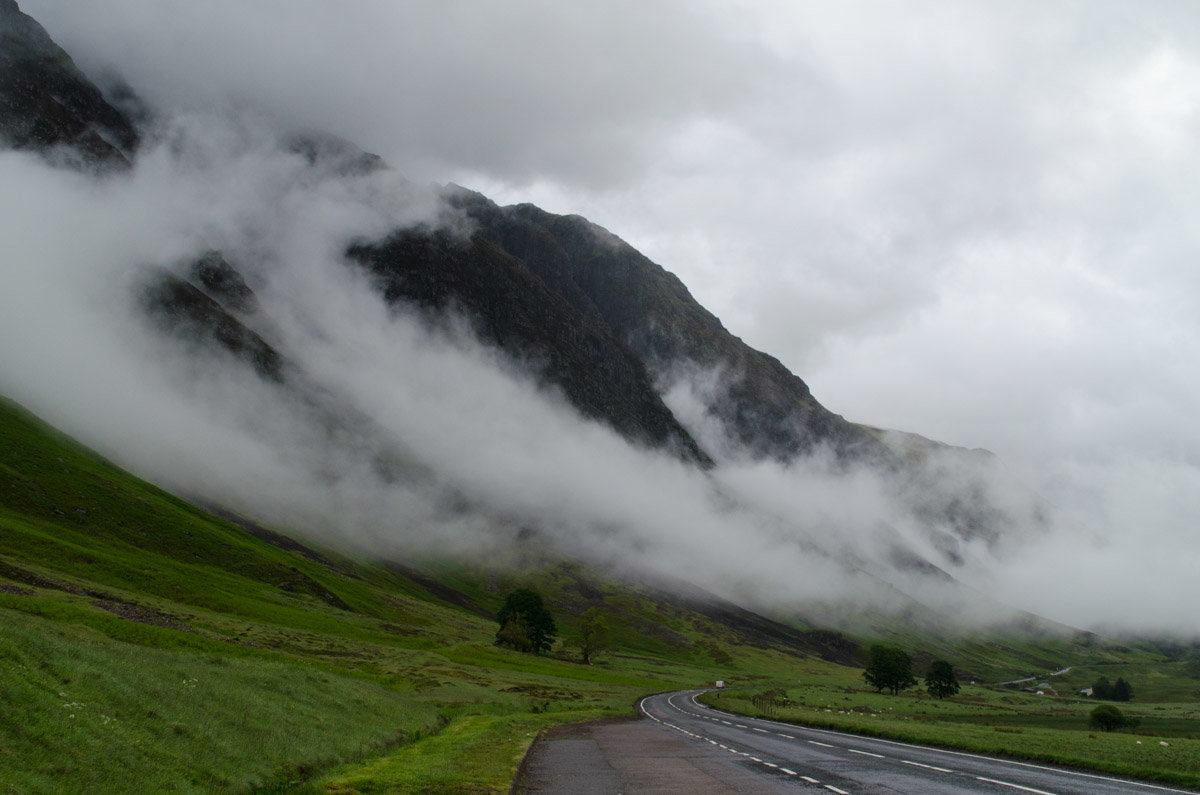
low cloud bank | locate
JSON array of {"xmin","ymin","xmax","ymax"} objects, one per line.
[{"xmin": 1, "ymin": 109, "xmax": 1196, "ymax": 637}]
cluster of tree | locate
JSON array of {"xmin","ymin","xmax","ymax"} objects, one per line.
[
  {"xmin": 1091, "ymin": 676, "xmax": 1133, "ymax": 702},
  {"xmin": 494, "ymin": 589, "xmax": 610, "ymax": 664},
  {"xmin": 494, "ymin": 588, "xmax": 557, "ymax": 654},
  {"xmin": 862, "ymin": 645, "xmax": 960, "ymax": 699}
]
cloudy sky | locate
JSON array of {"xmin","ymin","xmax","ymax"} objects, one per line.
[{"xmin": 13, "ymin": 0, "xmax": 1200, "ymax": 632}]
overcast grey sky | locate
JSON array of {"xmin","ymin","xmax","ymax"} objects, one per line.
[{"xmin": 15, "ymin": 0, "xmax": 1200, "ymax": 631}]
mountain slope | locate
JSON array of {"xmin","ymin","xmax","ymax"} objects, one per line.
[
  {"xmin": 463, "ymin": 195, "xmax": 893, "ymax": 464},
  {"xmin": 0, "ymin": 0, "xmax": 137, "ymax": 168},
  {"xmin": 0, "ymin": 0, "xmax": 1051, "ymax": 636},
  {"xmin": 0, "ymin": 391, "xmax": 878, "ymax": 790}
]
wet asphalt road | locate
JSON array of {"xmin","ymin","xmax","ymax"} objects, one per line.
[{"xmin": 518, "ymin": 689, "xmax": 1198, "ymax": 794}]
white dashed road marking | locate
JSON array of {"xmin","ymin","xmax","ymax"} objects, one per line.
[
  {"xmin": 975, "ymin": 777, "xmax": 1059, "ymax": 795},
  {"xmin": 641, "ymin": 695, "xmax": 861, "ymax": 794},
  {"xmin": 848, "ymin": 749, "xmax": 884, "ymax": 759}
]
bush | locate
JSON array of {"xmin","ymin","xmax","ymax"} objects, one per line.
[{"xmin": 1088, "ymin": 704, "xmax": 1138, "ymax": 732}]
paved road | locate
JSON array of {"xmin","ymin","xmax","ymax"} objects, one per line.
[
  {"xmin": 640, "ymin": 690, "xmax": 1197, "ymax": 794},
  {"xmin": 521, "ymin": 689, "xmax": 1197, "ymax": 793}
]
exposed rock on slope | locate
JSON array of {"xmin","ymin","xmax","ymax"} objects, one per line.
[
  {"xmin": 0, "ymin": 0, "xmax": 138, "ymax": 167},
  {"xmin": 467, "ymin": 198, "xmax": 892, "ymax": 464},
  {"xmin": 350, "ymin": 188, "xmax": 892, "ymax": 467},
  {"xmin": 346, "ymin": 218, "xmax": 716, "ymax": 467}
]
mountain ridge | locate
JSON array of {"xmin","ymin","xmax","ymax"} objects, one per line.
[{"xmin": 0, "ymin": 0, "xmax": 1043, "ymax": 626}]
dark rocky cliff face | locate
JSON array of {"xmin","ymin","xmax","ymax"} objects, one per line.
[
  {"xmin": 0, "ymin": 0, "xmax": 138, "ymax": 168},
  {"xmin": 346, "ymin": 219, "xmax": 714, "ymax": 467},
  {"xmin": 467, "ymin": 198, "xmax": 892, "ymax": 465}
]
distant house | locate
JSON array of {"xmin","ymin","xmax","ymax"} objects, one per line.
[{"xmin": 1080, "ymin": 687, "xmax": 1094, "ymax": 697}]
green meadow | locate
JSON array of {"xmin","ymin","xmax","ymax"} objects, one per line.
[{"xmin": 0, "ymin": 396, "xmax": 786, "ymax": 792}]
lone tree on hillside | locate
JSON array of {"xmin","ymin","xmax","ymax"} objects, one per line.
[
  {"xmin": 1089, "ymin": 704, "xmax": 1138, "ymax": 732},
  {"xmin": 574, "ymin": 607, "xmax": 609, "ymax": 665},
  {"xmin": 863, "ymin": 645, "xmax": 917, "ymax": 695},
  {"xmin": 495, "ymin": 588, "xmax": 557, "ymax": 655},
  {"xmin": 924, "ymin": 660, "xmax": 960, "ymax": 699}
]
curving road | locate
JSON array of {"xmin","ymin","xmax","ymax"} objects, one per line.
[{"xmin": 634, "ymin": 689, "xmax": 1196, "ymax": 794}]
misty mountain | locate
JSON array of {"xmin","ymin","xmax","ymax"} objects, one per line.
[
  {"xmin": 0, "ymin": 0, "xmax": 137, "ymax": 168},
  {"xmin": 357, "ymin": 190, "xmax": 894, "ymax": 466},
  {"xmin": 0, "ymin": 0, "xmax": 1048, "ymax": 627}
]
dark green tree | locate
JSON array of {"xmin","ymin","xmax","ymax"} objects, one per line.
[
  {"xmin": 495, "ymin": 588, "xmax": 557, "ymax": 654},
  {"xmin": 495, "ymin": 613, "xmax": 532, "ymax": 652},
  {"xmin": 863, "ymin": 645, "xmax": 917, "ymax": 695},
  {"xmin": 1091, "ymin": 676, "xmax": 1113, "ymax": 699},
  {"xmin": 1112, "ymin": 677, "xmax": 1133, "ymax": 702},
  {"xmin": 1089, "ymin": 704, "xmax": 1127, "ymax": 732},
  {"xmin": 574, "ymin": 607, "xmax": 609, "ymax": 665},
  {"xmin": 924, "ymin": 660, "xmax": 960, "ymax": 699}
]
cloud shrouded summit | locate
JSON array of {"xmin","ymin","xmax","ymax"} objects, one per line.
[{"xmin": 4, "ymin": 0, "xmax": 1200, "ymax": 635}]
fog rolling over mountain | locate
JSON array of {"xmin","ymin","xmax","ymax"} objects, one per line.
[{"xmin": 0, "ymin": 0, "xmax": 1179, "ymax": 635}]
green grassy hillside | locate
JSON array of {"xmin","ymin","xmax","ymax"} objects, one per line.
[
  {"xmin": 0, "ymin": 395, "xmax": 833, "ymax": 792},
  {"xmin": 4, "ymin": 394, "xmax": 1197, "ymax": 792}
]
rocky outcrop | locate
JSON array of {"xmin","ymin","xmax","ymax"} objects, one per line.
[
  {"xmin": 359, "ymin": 188, "xmax": 893, "ymax": 466},
  {"xmin": 0, "ymin": 0, "xmax": 138, "ymax": 168},
  {"xmin": 347, "ymin": 221, "xmax": 714, "ymax": 466},
  {"xmin": 347, "ymin": 187, "xmax": 895, "ymax": 467},
  {"xmin": 139, "ymin": 261, "xmax": 284, "ymax": 383}
]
